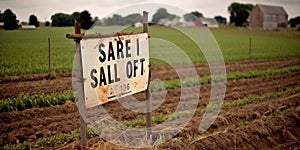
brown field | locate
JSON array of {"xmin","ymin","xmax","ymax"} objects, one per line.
[{"xmin": 1, "ymin": 57, "xmax": 300, "ymax": 149}]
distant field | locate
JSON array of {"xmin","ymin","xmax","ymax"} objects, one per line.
[
  {"xmin": 0, "ymin": 27, "xmax": 75, "ymax": 76},
  {"xmin": 212, "ymin": 28, "xmax": 300, "ymax": 60},
  {"xmin": 0, "ymin": 26, "xmax": 299, "ymax": 76}
]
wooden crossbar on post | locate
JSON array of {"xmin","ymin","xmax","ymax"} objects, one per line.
[{"xmin": 67, "ymin": 12, "xmax": 150, "ymax": 149}]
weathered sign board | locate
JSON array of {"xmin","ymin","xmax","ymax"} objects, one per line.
[{"xmin": 80, "ymin": 33, "xmax": 149, "ymax": 108}]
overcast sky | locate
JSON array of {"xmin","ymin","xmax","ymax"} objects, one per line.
[{"xmin": 0, "ymin": 0, "xmax": 299, "ymax": 22}]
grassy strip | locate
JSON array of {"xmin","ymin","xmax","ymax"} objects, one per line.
[
  {"xmin": 3, "ymin": 86, "xmax": 299, "ymax": 149},
  {"xmin": 0, "ymin": 91, "xmax": 75, "ymax": 113},
  {"xmin": 151, "ymin": 66, "xmax": 300, "ymax": 91}
]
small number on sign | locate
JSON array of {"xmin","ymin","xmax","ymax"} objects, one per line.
[{"xmin": 121, "ymin": 83, "xmax": 130, "ymax": 92}]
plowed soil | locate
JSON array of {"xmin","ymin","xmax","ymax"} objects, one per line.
[
  {"xmin": 0, "ymin": 57, "xmax": 300, "ymax": 149},
  {"xmin": 0, "ymin": 57, "xmax": 299, "ymax": 100}
]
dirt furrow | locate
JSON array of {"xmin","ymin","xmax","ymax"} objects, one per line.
[
  {"xmin": 0, "ymin": 57, "xmax": 299, "ymax": 99},
  {"xmin": 1, "ymin": 72, "xmax": 299, "ymax": 146},
  {"xmin": 52, "ymin": 89, "xmax": 300, "ymax": 150},
  {"xmin": 102, "ymin": 72, "xmax": 300, "ymax": 122},
  {"xmin": 0, "ymin": 102, "xmax": 79, "ymax": 146},
  {"xmin": 152, "ymin": 56, "xmax": 300, "ymax": 80},
  {"xmin": 184, "ymin": 112, "xmax": 300, "ymax": 150},
  {"xmin": 161, "ymin": 93, "xmax": 300, "ymax": 149}
]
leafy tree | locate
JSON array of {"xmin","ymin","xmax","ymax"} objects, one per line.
[
  {"xmin": 183, "ymin": 11, "xmax": 203, "ymax": 22},
  {"xmin": 70, "ymin": 10, "xmax": 93, "ymax": 29},
  {"xmin": 51, "ymin": 10, "xmax": 94, "ymax": 28},
  {"xmin": 2, "ymin": 9, "xmax": 19, "ymax": 30},
  {"xmin": 191, "ymin": 11, "xmax": 203, "ymax": 18},
  {"xmin": 123, "ymin": 13, "xmax": 142, "ymax": 25},
  {"xmin": 51, "ymin": 13, "xmax": 73, "ymax": 26},
  {"xmin": 93, "ymin": 16, "xmax": 99, "ymax": 23},
  {"xmin": 102, "ymin": 17, "xmax": 113, "ymax": 25},
  {"xmin": 111, "ymin": 14, "xmax": 124, "ymax": 25},
  {"xmin": 289, "ymin": 16, "xmax": 300, "ymax": 28},
  {"xmin": 102, "ymin": 13, "xmax": 143, "ymax": 25},
  {"xmin": 183, "ymin": 13, "xmax": 198, "ymax": 22},
  {"xmin": 0, "ymin": 11, "xmax": 3, "ymax": 22},
  {"xmin": 29, "ymin": 14, "xmax": 39, "ymax": 27},
  {"xmin": 152, "ymin": 8, "xmax": 178, "ymax": 24},
  {"xmin": 79, "ymin": 10, "xmax": 93, "ymax": 29},
  {"xmin": 228, "ymin": 2, "xmax": 253, "ymax": 26},
  {"xmin": 215, "ymin": 16, "xmax": 227, "ymax": 24},
  {"xmin": 45, "ymin": 21, "xmax": 50, "ymax": 26},
  {"xmin": 71, "ymin": 11, "xmax": 81, "ymax": 22},
  {"xmin": 21, "ymin": 21, "xmax": 28, "ymax": 25}
]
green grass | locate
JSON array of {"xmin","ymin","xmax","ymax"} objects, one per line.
[
  {"xmin": 0, "ymin": 27, "xmax": 75, "ymax": 76},
  {"xmin": 211, "ymin": 27, "xmax": 300, "ymax": 60},
  {"xmin": 0, "ymin": 26, "xmax": 300, "ymax": 76}
]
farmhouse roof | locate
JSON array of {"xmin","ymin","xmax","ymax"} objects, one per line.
[
  {"xmin": 21, "ymin": 25, "xmax": 36, "ymax": 29},
  {"xmin": 200, "ymin": 18, "xmax": 218, "ymax": 25},
  {"xmin": 257, "ymin": 4, "xmax": 288, "ymax": 15}
]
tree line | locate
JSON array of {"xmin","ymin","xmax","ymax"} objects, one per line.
[
  {"xmin": 50, "ymin": 10, "xmax": 95, "ymax": 29},
  {"xmin": 101, "ymin": 8, "xmax": 227, "ymax": 25},
  {"xmin": 1, "ymin": 2, "xmax": 300, "ymax": 30},
  {"xmin": 0, "ymin": 9, "xmax": 19, "ymax": 30},
  {"xmin": 0, "ymin": 9, "xmax": 40, "ymax": 30},
  {"xmin": 0, "ymin": 9, "xmax": 96, "ymax": 30}
]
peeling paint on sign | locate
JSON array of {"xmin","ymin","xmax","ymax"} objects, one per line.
[{"xmin": 81, "ymin": 33, "xmax": 149, "ymax": 108}]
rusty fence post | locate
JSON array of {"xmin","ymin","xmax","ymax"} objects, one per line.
[
  {"xmin": 74, "ymin": 20, "xmax": 88, "ymax": 149},
  {"xmin": 249, "ymin": 37, "xmax": 252, "ymax": 59},
  {"xmin": 143, "ymin": 11, "xmax": 152, "ymax": 141},
  {"xmin": 67, "ymin": 14, "xmax": 151, "ymax": 148},
  {"xmin": 48, "ymin": 37, "xmax": 51, "ymax": 73}
]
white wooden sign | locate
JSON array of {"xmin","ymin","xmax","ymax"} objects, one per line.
[{"xmin": 81, "ymin": 33, "xmax": 149, "ymax": 108}]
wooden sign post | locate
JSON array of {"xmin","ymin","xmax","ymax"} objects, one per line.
[
  {"xmin": 249, "ymin": 37, "xmax": 252, "ymax": 59},
  {"xmin": 67, "ymin": 12, "xmax": 151, "ymax": 149},
  {"xmin": 74, "ymin": 20, "xmax": 88, "ymax": 149},
  {"xmin": 48, "ymin": 37, "xmax": 51, "ymax": 73},
  {"xmin": 143, "ymin": 11, "xmax": 152, "ymax": 141}
]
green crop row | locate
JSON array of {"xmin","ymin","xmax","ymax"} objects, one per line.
[
  {"xmin": 3, "ymin": 128, "xmax": 96, "ymax": 150},
  {"xmin": 129, "ymin": 86, "xmax": 300, "ymax": 129},
  {"xmin": 106, "ymin": 86, "xmax": 300, "ymax": 131},
  {"xmin": 1, "ymin": 66, "xmax": 299, "ymax": 113},
  {"xmin": 221, "ymin": 86, "xmax": 300, "ymax": 109},
  {"xmin": 0, "ymin": 27, "xmax": 75, "ymax": 77},
  {"xmin": 1, "ymin": 26, "xmax": 300, "ymax": 76},
  {"xmin": 0, "ymin": 91, "xmax": 75, "ymax": 113},
  {"xmin": 3, "ymin": 86, "xmax": 299, "ymax": 150},
  {"xmin": 150, "ymin": 66, "xmax": 300, "ymax": 91}
]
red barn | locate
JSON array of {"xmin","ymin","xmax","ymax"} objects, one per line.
[
  {"xmin": 249, "ymin": 4, "xmax": 288, "ymax": 30},
  {"xmin": 0, "ymin": 22, "xmax": 4, "ymax": 29}
]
